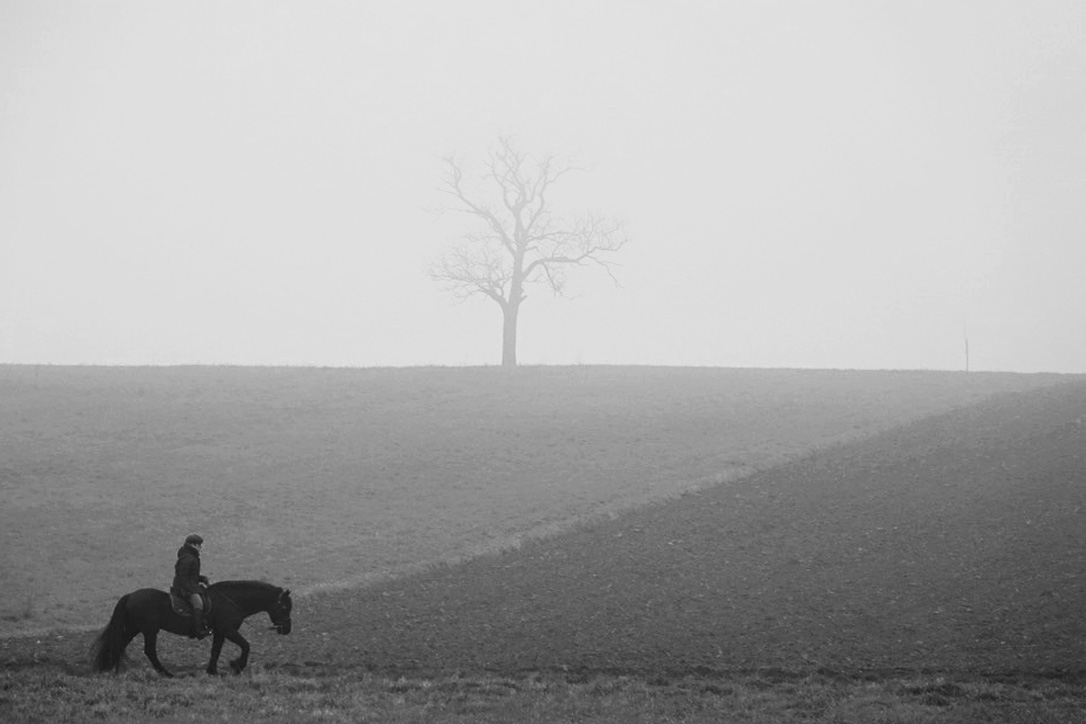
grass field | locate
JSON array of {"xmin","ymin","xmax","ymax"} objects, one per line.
[
  {"xmin": 3, "ymin": 668, "xmax": 1084, "ymax": 723},
  {"xmin": 1, "ymin": 365, "xmax": 1083, "ymax": 722},
  {"xmin": 1, "ymin": 364, "xmax": 1057, "ymax": 634},
  {"xmin": 273, "ymin": 380, "xmax": 1085, "ymax": 678}
]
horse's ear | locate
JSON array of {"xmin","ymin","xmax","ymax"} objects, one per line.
[{"xmin": 284, "ymin": 589, "xmax": 291, "ymax": 597}]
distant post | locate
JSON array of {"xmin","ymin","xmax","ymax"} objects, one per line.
[{"xmin": 963, "ymin": 327, "xmax": 970, "ymax": 373}]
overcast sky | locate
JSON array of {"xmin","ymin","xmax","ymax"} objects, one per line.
[{"xmin": 2, "ymin": 1, "xmax": 1083, "ymax": 372}]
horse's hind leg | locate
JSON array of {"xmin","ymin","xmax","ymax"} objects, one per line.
[{"xmin": 142, "ymin": 631, "xmax": 173, "ymax": 677}]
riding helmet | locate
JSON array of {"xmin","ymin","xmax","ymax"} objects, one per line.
[{"xmin": 185, "ymin": 533, "xmax": 204, "ymax": 546}]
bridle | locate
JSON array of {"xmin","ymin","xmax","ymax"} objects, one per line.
[
  {"xmin": 211, "ymin": 586, "xmax": 292, "ymax": 633},
  {"xmin": 269, "ymin": 589, "xmax": 292, "ymax": 633}
]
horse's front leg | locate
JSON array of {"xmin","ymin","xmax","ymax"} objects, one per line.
[
  {"xmin": 222, "ymin": 628, "xmax": 251, "ymax": 674},
  {"xmin": 142, "ymin": 630, "xmax": 173, "ymax": 677},
  {"xmin": 206, "ymin": 630, "xmax": 226, "ymax": 675}
]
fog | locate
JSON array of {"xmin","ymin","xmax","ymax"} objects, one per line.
[{"xmin": 2, "ymin": 1, "xmax": 1083, "ymax": 372}]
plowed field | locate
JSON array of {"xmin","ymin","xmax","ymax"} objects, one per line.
[{"xmin": 3, "ymin": 375, "xmax": 1083, "ymax": 682}]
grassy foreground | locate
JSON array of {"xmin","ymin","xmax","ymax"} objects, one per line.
[{"xmin": 2, "ymin": 668, "xmax": 1084, "ymax": 723}]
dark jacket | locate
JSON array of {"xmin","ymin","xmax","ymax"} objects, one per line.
[{"xmin": 172, "ymin": 544, "xmax": 208, "ymax": 596}]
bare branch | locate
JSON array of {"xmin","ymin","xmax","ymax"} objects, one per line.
[
  {"xmin": 431, "ymin": 137, "xmax": 628, "ymax": 364},
  {"xmin": 440, "ymin": 156, "xmax": 515, "ymax": 255}
]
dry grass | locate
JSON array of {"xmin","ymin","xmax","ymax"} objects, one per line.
[{"xmin": 1, "ymin": 668, "xmax": 1083, "ymax": 724}]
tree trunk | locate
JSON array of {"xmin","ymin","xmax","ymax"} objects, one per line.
[{"xmin": 501, "ymin": 301, "xmax": 519, "ymax": 367}]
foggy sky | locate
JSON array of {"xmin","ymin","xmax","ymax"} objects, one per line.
[{"xmin": 2, "ymin": 1, "xmax": 1084, "ymax": 372}]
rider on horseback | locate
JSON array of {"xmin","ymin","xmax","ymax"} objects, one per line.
[{"xmin": 171, "ymin": 533, "xmax": 210, "ymax": 639}]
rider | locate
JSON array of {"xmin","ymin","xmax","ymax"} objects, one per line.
[{"xmin": 171, "ymin": 533, "xmax": 210, "ymax": 639}]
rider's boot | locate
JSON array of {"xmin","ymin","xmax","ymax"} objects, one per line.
[{"xmin": 191, "ymin": 608, "xmax": 208, "ymax": 639}]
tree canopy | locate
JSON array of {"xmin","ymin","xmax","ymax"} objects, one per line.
[{"xmin": 431, "ymin": 137, "xmax": 626, "ymax": 366}]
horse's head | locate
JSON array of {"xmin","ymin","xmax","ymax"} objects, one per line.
[{"xmin": 269, "ymin": 588, "xmax": 292, "ymax": 635}]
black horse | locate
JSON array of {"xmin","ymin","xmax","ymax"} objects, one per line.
[{"xmin": 91, "ymin": 580, "xmax": 292, "ymax": 677}]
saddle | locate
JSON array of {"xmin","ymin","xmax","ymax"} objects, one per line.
[{"xmin": 169, "ymin": 589, "xmax": 212, "ymax": 617}]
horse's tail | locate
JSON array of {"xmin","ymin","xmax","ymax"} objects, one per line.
[{"xmin": 90, "ymin": 594, "xmax": 131, "ymax": 673}]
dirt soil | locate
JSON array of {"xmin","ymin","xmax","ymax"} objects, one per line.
[
  {"xmin": 2, "ymin": 365, "xmax": 1054, "ymax": 635},
  {"xmin": 273, "ymin": 381, "xmax": 1086, "ymax": 679},
  {"xmin": 3, "ymin": 380, "xmax": 1084, "ymax": 681}
]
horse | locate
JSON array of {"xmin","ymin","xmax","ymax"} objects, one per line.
[{"xmin": 91, "ymin": 580, "xmax": 292, "ymax": 677}]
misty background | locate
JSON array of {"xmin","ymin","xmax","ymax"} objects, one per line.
[{"xmin": 1, "ymin": 1, "xmax": 1083, "ymax": 373}]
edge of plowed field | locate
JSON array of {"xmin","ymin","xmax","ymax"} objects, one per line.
[
  {"xmin": 257, "ymin": 379, "xmax": 1086, "ymax": 679},
  {"xmin": 3, "ymin": 365, "xmax": 1064, "ymax": 637},
  {"xmin": 2, "ymin": 372, "xmax": 1083, "ymax": 685}
]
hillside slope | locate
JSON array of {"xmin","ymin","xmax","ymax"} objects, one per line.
[
  {"xmin": 1, "ymin": 365, "xmax": 1061, "ymax": 633},
  {"xmin": 277, "ymin": 380, "xmax": 1086, "ymax": 677}
]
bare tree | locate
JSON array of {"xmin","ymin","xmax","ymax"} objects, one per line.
[{"xmin": 431, "ymin": 137, "xmax": 627, "ymax": 366}]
